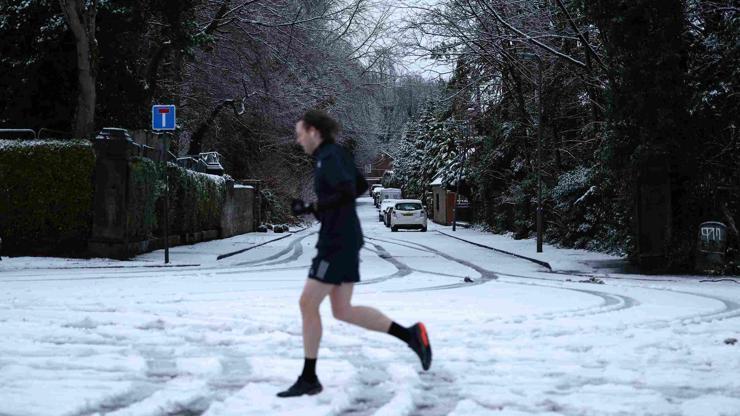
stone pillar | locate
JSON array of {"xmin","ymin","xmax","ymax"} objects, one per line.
[
  {"xmin": 88, "ymin": 140, "xmax": 138, "ymax": 258},
  {"xmin": 220, "ymin": 179, "xmax": 256, "ymax": 238}
]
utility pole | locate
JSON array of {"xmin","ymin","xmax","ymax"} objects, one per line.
[
  {"xmin": 520, "ymin": 53, "xmax": 545, "ymax": 253},
  {"xmin": 536, "ymin": 56, "xmax": 544, "ymax": 253},
  {"xmin": 452, "ymin": 121, "xmax": 469, "ymax": 232}
]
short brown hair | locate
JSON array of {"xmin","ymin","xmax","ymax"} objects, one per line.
[{"xmin": 300, "ymin": 109, "xmax": 339, "ymax": 143}]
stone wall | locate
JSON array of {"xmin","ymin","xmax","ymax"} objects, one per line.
[
  {"xmin": 88, "ymin": 139, "xmax": 255, "ymax": 259},
  {"xmin": 0, "ymin": 138, "xmax": 258, "ymax": 259},
  {"xmin": 220, "ymin": 183, "xmax": 255, "ymax": 238}
]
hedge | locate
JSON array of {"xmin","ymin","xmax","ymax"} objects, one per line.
[{"xmin": 0, "ymin": 139, "xmax": 95, "ymax": 255}]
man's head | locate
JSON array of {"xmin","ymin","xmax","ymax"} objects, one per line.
[{"xmin": 295, "ymin": 110, "xmax": 339, "ymax": 155}]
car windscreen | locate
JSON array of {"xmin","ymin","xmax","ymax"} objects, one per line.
[{"xmin": 395, "ymin": 203, "xmax": 423, "ymax": 211}]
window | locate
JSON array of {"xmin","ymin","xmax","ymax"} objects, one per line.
[
  {"xmin": 435, "ymin": 193, "xmax": 440, "ymax": 211},
  {"xmin": 395, "ymin": 203, "xmax": 422, "ymax": 211}
]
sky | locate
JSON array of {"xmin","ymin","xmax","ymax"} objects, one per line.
[{"xmin": 374, "ymin": 0, "xmax": 455, "ymax": 79}]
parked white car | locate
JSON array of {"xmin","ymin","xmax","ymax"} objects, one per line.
[
  {"xmin": 379, "ymin": 199, "xmax": 399, "ymax": 222},
  {"xmin": 390, "ymin": 199, "xmax": 427, "ymax": 232}
]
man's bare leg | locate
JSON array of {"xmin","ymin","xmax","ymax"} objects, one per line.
[
  {"xmin": 277, "ymin": 279, "xmax": 334, "ymax": 398},
  {"xmin": 329, "ymin": 283, "xmax": 392, "ymax": 332},
  {"xmin": 329, "ymin": 283, "xmax": 433, "ymax": 371},
  {"xmin": 300, "ymin": 278, "xmax": 334, "ymax": 358}
]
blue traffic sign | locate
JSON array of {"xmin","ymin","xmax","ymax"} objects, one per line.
[{"xmin": 152, "ymin": 105, "xmax": 176, "ymax": 131}]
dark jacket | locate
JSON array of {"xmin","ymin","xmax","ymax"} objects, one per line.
[{"xmin": 313, "ymin": 142, "xmax": 364, "ymax": 254}]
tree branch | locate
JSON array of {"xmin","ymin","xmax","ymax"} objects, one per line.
[
  {"xmin": 554, "ymin": 0, "xmax": 608, "ymax": 73},
  {"xmin": 474, "ymin": 0, "xmax": 587, "ymax": 68}
]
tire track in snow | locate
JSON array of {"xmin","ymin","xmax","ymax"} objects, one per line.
[
  {"xmin": 356, "ymin": 243, "xmax": 413, "ymax": 286},
  {"xmin": 550, "ymin": 272, "xmax": 740, "ymax": 326},
  {"xmin": 499, "ymin": 271, "xmax": 740, "ymax": 327},
  {"xmin": 493, "ymin": 273, "xmax": 639, "ymax": 321},
  {"xmin": 0, "ymin": 229, "xmax": 316, "ymax": 283},
  {"xmin": 233, "ymin": 232, "xmax": 316, "ymax": 267},
  {"xmin": 638, "ymin": 289, "xmax": 740, "ymax": 328},
  {"xmin": 1, "ymin": 233, "xmax": 318, "ymax": 284},
  {"xmin": 366, "ymin": 236, "xmax": 641, "ymax": 321},
  {"xmin": 428, "ymin": 230, "xmax": 740, "ymax": 327},
  {"xmin": 380, "ymin": 234, "xmax": 639, "ymax": 318},
  {"xmin": 365, "ymin": 236, "xmax": 497, "ymax": 291}
]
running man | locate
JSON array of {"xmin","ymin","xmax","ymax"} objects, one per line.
[{"xmin": 277, "ymin": 110, "xmax": 432, "ymax": 398}]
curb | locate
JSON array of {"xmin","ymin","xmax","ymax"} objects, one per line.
[{"xmin": 436, "ymin": 231, "xmax": 553, "ymax": 271}]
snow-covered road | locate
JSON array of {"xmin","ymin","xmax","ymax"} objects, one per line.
[{"xmin": 2, "ymin": 198, "xmax": 739, "ymax": 416}]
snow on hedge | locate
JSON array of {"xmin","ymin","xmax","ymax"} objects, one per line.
[{"xmin": 0, "ymin": 138, "xmax": 92, "ymax": 151}]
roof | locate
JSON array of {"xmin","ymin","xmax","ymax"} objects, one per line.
[
  {"xmin": 377, "ymin": 151, "xmax": 395, "ymax": 161},
  {"xmin": 430, "ymin": 171, "xmax": 444, "ymax": 186}
]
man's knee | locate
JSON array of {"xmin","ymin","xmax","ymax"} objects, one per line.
[
  {"xmin": 300, "ymin": 294, "xmax": 319, "ymax": 314},
  {"xmin": 332, "ymin": 304, "xmax": 353, "ymax": 322}
]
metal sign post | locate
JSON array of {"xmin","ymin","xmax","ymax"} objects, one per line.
[
  {"xmin": 152, "ymin": 105, "xmax": 176, "ymax": 264},
  {"xmin": 162, "ymin": 133, "xmax": 170, "ymax": 264}
]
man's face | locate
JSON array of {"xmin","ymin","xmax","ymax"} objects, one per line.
[{"xmin": 295, "ymin": 120, "xmax": 321, "ymax": 155}]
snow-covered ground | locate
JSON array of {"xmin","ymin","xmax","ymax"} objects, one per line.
[{"xmin": 1, "ymin": 197, "xmax": 739, "ymax": 416}]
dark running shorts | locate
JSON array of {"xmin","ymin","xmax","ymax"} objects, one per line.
[{"xmin": 308, "ymin": 250, "xmax": 360, "ymax": 285}]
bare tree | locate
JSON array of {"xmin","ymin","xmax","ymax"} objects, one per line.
[
  {"xmin": 58, "ymin": 0, "xmax": 98, "ymax": 137},
  {"xmin": 181, "ymin": 0, "xmax": 400, "ymax": 157}
]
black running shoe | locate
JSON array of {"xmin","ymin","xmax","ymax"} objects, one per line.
[
  {"xmin": 408, "ymin": 322, "xmax": 432, "ymax": 371},
  {"xmin": 276, "ymin": 376, "xmax": 323, "ymax": 398}
]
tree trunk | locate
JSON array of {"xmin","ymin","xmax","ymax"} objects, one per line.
[{"xmin": 59, "ymin": 0, "xmax": 98, "ymax": 138}]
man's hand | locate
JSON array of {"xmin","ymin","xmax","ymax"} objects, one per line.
[{"xmin": 291, "ymin": 199, "xmax": 316, "ymax": 216}]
